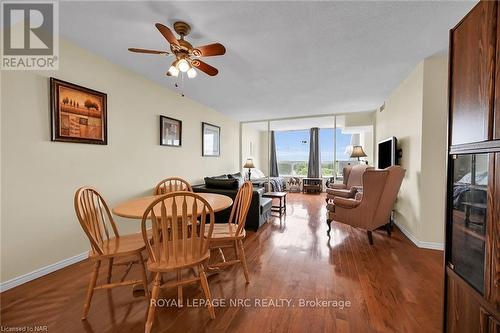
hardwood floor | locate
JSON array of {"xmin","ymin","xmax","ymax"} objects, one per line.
[{"xmin": 0, "ymin": 193, "xmax": 443, "ymax": 332}]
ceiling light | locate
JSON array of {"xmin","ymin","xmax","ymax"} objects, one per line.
[
  {"xmin": 187, "ymin": 67, "xmax": 197, "ymax": 78},
  {"xmin": 177, "ymin": 59, "xmax": 190, "ymax": 72},
  {"xmin": 168, "ymin": 65, "xmax": 179, "ymax": 77}
]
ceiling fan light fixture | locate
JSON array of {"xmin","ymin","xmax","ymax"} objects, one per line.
[
  {"xmin": 168, "ymin": 65, "xmax": 179, "ymax": 77},
  {"xmin": 129, "ymin": 21, "xmax": 224, "ymax": 79},
  {"xmin": 177, "ymin": 59, "xmax": 190, "ymax": 72},
  {"xmin": 187, "ymin": 67, "xmax": 197, "ymax": 78}
]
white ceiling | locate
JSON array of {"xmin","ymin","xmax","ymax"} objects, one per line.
[{"xmin": 59, "ymin": 1, "xmax": 477, "ymax": 121}]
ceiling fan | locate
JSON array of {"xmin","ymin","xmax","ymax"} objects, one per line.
[{"xmin": 128, "ymin": 21, "xmax": 226, "ymax": 78}]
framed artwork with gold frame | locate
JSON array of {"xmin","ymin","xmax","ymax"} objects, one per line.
[{"xmin": 50, "ymin": 78, "xmax": 107, "ymax": 144}]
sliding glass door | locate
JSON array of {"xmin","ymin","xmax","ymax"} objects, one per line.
[
  {"xmin": 274, "ymin": 129, "xmax": 309, "ymax": 176},
  {"xmin": 240, "ymin": 113, "xmax": 374, "ymax": 183},
  {"xmin": 320, "ymin": 128, "xmax": 334, "ymax": 177}
]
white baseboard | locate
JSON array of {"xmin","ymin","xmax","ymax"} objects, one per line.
[
  {"xmin": 0, "ymin": 252, "xmax": 88, "ymax": 292},
  {"xmin": 395, "ymin": 222, "xmax": 444, "ymax": 251}
]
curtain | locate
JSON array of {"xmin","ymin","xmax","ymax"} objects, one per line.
[
  {"xmin": 270, "ymin": 131, "xmax": 279, "ymax": 177},
  {"xmin": 307, "ymin": 127, "xmax": 321, "ymax": 178}
]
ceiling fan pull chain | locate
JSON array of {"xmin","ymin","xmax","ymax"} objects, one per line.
[
  {"xmin": 181, "ymin": 73, "xmax": 185, "ymax": 97},
  {"xmin": 173, "ymin": 75, "xmax": 184, "ymax": 96}
]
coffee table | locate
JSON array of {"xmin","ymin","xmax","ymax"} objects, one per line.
[{"xmin": 262, "ymin": 192, "xmax": 287, "ymax": 217}]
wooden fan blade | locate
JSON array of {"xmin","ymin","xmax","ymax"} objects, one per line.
[
  {"xmin": 192, "ymin": 59, "xmax": 219, "ymax": 76},
  {"xmin": 155, "ymin": 23, "xmax": 179, "ymax": 46},
  {"xmin": 128, "ymin": 48, "xmax": 169, "ymax": 55},
  {"xmin": 193, "ymin": 43, "xmax": 226, "ymax": 57}
]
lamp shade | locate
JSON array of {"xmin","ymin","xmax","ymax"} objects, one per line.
[
  {"xmin": 243, "ymin": 158, "xmax": 255, "ymax": 169},
  {"xmin": 350, "ymin": 146, "xmax": 367, "ymax": 159}
]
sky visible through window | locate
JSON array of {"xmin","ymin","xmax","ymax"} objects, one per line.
[{"xmin": 275, "ymin": 128, "xmax": 352, "ymax": 162}]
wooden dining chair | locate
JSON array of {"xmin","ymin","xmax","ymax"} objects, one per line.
[
  {"xmin": 153, "ymin": 177, "xmax": 193, "ymax": 195},
  {"xmin": 154, "ymin": 177, "xmax": 197, "ymax": 231},
  {"xmin": 206, "ymin": 181, "xmax": 253, "ymax": 283},
  {"xmin": 74, "ymin": 187, "xmax": 149, "ymax": 320},
  {"xmin": 141, "ymin": 191, "xmax": 216, "ymax": 333}
]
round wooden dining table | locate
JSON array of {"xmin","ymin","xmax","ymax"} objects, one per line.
[
  {"xmin": 112, "ymin": 192, "xmax": 233, "ymax": 219},
  {"xmin": 112, "ymin": 192, "xmax": 232, "ymax": 295}
]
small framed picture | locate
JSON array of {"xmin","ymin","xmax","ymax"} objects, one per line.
[
  {"xmin": 202, "ymin": 122, "xmax": 220, "ymax": 157},
  {"xmin": 160, "ymin": 116, "xmax": 182, "ymax": 147},
  {"xmin": 50, "ymin": 78, "xmax": 107, "ymax": 144}
]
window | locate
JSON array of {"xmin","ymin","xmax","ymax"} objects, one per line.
[
  {"xmin": 275, "ymin": 130, "xmax": 309, "ymax": 176},
  {"xmin": 274, "ymin": 128, "xmax": 353, "ymax": 177},
  {"xmin": 335, "ymin": 128, "xmax": 353, "ymax": 177},
  {"xmin": 320, "ymin": 128, "xmax": 334, "ymax": 176},
  {"xmin": 242, "ymin": 116, "xmax": 373, "ymax": 180}
]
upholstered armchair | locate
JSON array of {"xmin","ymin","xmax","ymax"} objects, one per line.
[
  {"xmin": 326, "ymin": 164, "xmax": 373, "ymax": 201},
  {"xmin": 326, "ymin": 166, "xmax": 406, "ymax": 245}
]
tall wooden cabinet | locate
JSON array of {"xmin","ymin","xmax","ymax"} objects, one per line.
[
  {"xmin": 449, "ymin": 0, "xmax": 496, "ymax": 146},
  {"xmin": 446, "ymin": 1, "xmax": 500, "ymax": 332}
]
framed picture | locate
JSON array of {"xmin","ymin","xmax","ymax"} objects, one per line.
[
  {"xmin": 160, "ymin": 116, "xmax": 182, "ymax": 147},
  {"xmin": 202, "ymin": 122, "xmax": 220, "ymax": 157},
  {"xmin": 50, "ymin": 78, "xmax": 107, "ymax": 144}
]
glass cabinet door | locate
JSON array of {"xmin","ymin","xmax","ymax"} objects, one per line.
[{"xmin": 449, "ymin": 154, "xmax": 489, "ymax": 294}]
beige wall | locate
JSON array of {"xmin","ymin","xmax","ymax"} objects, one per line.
[
  {"xmin": 375, "ymin": 62, "xmax": 425, "ymax": 241},
  {"xmin": 343, "ymin": 111, "xmax": 376, "ymax": 166},
  {"xmin": 241, "ymin": 123, "xmax": 267, "ymax": 172},
  {"xmin": 259, "ymin": 130, "xmax": 269, "ymax": 176},
  {"xmin": 375, "ymin": 54, "xmax": 448, "ymax": 247},
  {"xmin": 420, "ymin": 54, "xmax": 449, "ymax": 244},
  {"xmin": 343, "ymin": 111, "xmax": 376, "ymax": 128},
  {"xmin": 0, "ymin": 39, "xmax": 239, "ymax": 283}
]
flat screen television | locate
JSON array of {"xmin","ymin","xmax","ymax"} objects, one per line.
[{"xmin": 378, "ymin": 137, "xmax": 398, "ymax": 169}]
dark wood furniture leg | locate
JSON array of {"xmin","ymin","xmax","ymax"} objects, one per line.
[
  {"xmin": 464, "ymin": 204, "xmax": 471, "ymax": 227},
  {"xmin": 367, "ymin": 231, "xmax": 374, "ymax": 245},
  {"xmin": 279, "ymin": 196, "xmax": 283, "ymax": 217}
]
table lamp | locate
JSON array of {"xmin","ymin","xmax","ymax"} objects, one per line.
[
  {"xmin": 243, "ymin": 158, "xmax": 255, "ymax": 180},
  {"xmin": 350, "ymin": 145, "xmax": 367, "ymax": 162}
]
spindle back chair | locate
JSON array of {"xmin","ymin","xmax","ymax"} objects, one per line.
[
  {"xmin": 207, "ymin": 181, "xmax": 253, "ymax": 283},
  {"xmin": 153, "ymin": 177, "xmax": 192, "ymax": 195},
  {"xmin": 74, "ymin": 187, "xmax": 149, "ymax": 320},
  {"xmin": 141, "ymin": 191, "xmax": 216, "ymax": 332}
]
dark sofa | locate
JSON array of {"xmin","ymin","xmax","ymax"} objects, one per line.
[{"xmin": 192, "ymin": 174, "xmax": 272, "ymax": 231}]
